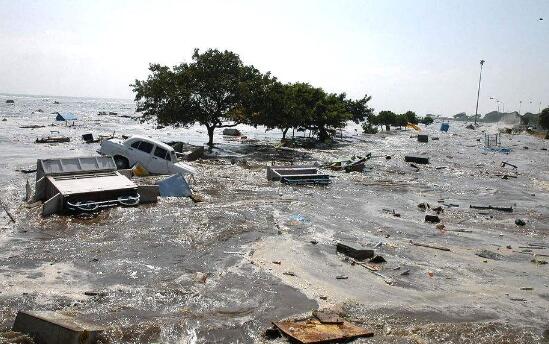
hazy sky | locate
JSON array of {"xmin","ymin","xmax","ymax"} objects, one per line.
[{"xmin": 0, "ymin": 0, "xmax": 547, "ymax": 115}]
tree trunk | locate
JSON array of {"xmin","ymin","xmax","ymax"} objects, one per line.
[
  {"xmin": 206, "ymin": 126, "xmax": 215, "ymax": 147},
  {"xmin": 385, "ymin": 124, "xmax": 390, "ymax": 131},
  {"xmin": 318, "ymin": 126, "xmax": 329, "ymax": 142},
  {"xmin": 282, "ymin": 127, "xmax": 289, "ymax": 140}
]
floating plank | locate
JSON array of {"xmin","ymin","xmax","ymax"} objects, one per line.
[
  {"xmin": 336, "ymin": 242, "xmax": 374, "ymax": 261},
  {"xmin": 12, "ymin": 311, "xmax": 103, "ymax": 344},
  {"xmin": 404, "ymin": 156, "xmax": 429, "ymax": 164},
  {"xmin": 411, "ymin": 241, "xmax": 451, "ymax": 251},
  {"xmin": 470, "ymin": 205, "xmax": 513, "ymax": 212}
]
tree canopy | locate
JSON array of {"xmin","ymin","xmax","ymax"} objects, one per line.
[
  {"xmin": 132, "ymin": 49, "xmax": 268, "ymax": 146},
  {"xmin": 420, "ymin": 115, "xmax": 434, "ymax": 125},
  {"xmin": 132, "ymin": 48, "xmax": 374, "ymax": 145}
]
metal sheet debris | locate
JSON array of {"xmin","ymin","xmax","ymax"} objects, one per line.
[
  {"xmin": 158, "ymin": 174, "xmax": 192, "ymax": 197},
  {"xmin": 273, "ymin": 318, "xmax": 373, "ymax": 344}
]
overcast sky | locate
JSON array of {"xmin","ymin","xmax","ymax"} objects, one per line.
[{"xmin": 0, "ymin": 0, "xmax": 547, "ymax": 115}]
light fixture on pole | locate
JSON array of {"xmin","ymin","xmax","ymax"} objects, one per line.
[
  {"xmin": 474, "ymin": 60, "xmax": 485, "ymax": 126},
  {"xmin": 489, "ymin": 97, "xmax": 499, "ymax": 112}
]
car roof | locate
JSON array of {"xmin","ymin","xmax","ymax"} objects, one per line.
[{"xmin": 127, "ymin": 135, "xmax": 174, "ymax": 152}]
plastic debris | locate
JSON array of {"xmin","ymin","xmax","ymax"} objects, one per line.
[
  {"xmin": 158, "ymin": 174, "xmax": 192, "ymax": 197},
  {"xmin": 131, "ymin": 163, "xmax": 149, "ymax": 177}
]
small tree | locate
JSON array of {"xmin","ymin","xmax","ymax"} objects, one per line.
[
  {"xmin": 310, "ymin": 91, "xmax": 351, "ymax": 141},
  {"xmin": 132, "ymin": 49, "xmax": 268, "ymax": 146},
  {"xmin": 377, "ymin": 111, "xmax": 397, "ymax": 131},
  {"xmin": 540, "ymin": 107, "xmax": 549, "ymax": 130},
  {"xmin": 362, "ymin": 122, "xmax": 378, "ymax": 134},
  {"xmin": 402, "ymin": 111, "xmax": 419, "ymax": 124},
  {"xmin": 420, "ymin": 116, "xmax": 434, "ymax": 125},
  {"xmin": 394, "ymin": 114, "xmax": 408, "ymax": 129}
]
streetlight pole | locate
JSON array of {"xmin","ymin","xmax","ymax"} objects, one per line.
[
  {"xmin": 474, "ymin": 60, "xmax": 485, "ymax": 126},
  {"xmin": 519, "ymin": 100, "xmax": 522, "ymax": 115},
  {"xmin": 489, "ymin": 97, "xmax": 499, "ymax": 112}
]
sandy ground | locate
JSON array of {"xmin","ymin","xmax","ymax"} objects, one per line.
[{"xmin": 0, "ymin": 95, "xmax": 548, "ymax": 343}]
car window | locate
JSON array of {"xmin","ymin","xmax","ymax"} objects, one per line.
[
  {"xmin": 137, "ymin": 141, "xmax": 154, "ymax": 154},
  {"xmin": 130, "ymin": 141, "xmax": 141, "ymax": 149},
  {"xmin": 154, "ymin": 146, "xmax": 169, "ymax": 160}
]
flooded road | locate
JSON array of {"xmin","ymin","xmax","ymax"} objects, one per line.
[{"xmin": 0, "ymin": 94, "xmax": 548, "ymax": 343}]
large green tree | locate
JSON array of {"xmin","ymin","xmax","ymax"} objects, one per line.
[
  {"xmin": 132, "ymin": 48, "xmax": 268, "ymax": 146},
  {"xmin": 249, "ymin": 82, "xmax": 307, "ymax": 140},
  {"xmin": 262, "ymin": 82, "xmax": 354, "ymax": 142},
  {"xmin": 346, "ymin": 94, "xmax": 374, "ymax": 124},
  {"xmin": 402, "ymin": 111, "xmax": 419, "ymax": 124}
]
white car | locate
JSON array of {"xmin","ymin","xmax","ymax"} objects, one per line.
[{"xmin": 99, "ymin": 135, "xmax": 196, "ymax": 176}]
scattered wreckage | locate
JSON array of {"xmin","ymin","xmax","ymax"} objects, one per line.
[
  {"xmin": 33, "ymin": 156, "xmax": 148, "ymax": 216},
  {"xmin": 267, "ymin": 166, "xmax": 331, "ymax": 185},
  {"xmin": 327, "ymin": 154, "xmax": 371, "ymax": 173},
  {"xmin": 31, "ymin": 154, "xmax": 197, "ymax": 216},
  {"xmin": 268, "ymin": 309, "xmax": 374, "ymax": 344}
]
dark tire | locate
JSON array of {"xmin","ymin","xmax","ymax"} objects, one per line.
[{"xmin": 113, "ymin": 156, "xmax": 129, "ymax": 170}]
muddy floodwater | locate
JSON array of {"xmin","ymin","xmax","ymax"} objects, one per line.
[{"xmin": 0, "ymin": 94, "xmax": 548, "ymax": 343}]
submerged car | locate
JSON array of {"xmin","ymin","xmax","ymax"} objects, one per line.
[{"xmin": 99, "ymin": 135, "xmax": 196, "ymax": 176}]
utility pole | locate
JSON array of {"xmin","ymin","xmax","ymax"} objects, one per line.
[
  {"xmin": 474, "ymin": 60, "xmax": 485, "ymax": 125},
  {"xmin": 519, "ymin": 100, "xmax": 522, "ymax": 115}
]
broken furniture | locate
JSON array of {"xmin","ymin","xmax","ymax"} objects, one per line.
[
  {"xmin": 404, "ymin": 156, "xmax": 429, "ymax": 164},
  {"xmin": 34, "ymin": 156, "xmax": 155, "ymax": 216},
  {"xmin": 13, "ymin": 311, "xmax": 104, "ymax": 344},
  {"xmin": 267, "ymin": 166, "xmax": 331, "ymax": 185}
]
